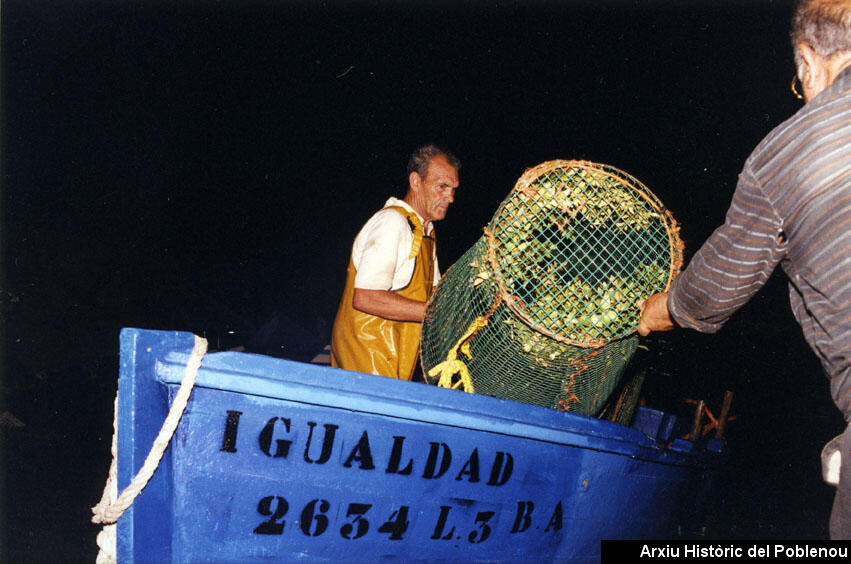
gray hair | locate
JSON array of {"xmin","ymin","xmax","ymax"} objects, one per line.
[
  {"xmin": 792, "ymin": 0, "xmax": 851, "ymax": 74},
  {"xmin": 406, "ymin": 144, "xmax": 461, "ymax": 179}
]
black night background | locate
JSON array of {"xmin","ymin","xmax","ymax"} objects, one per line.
[{"xmin": 2, "ymin": 1, "xmax": 847, "ymax": 561}]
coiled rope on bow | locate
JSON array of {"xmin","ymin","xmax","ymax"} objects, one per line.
[{"xmin": 90, "ymin": 335, "xmax": 208, "ymax": 564}]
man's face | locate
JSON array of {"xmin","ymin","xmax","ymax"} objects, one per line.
[{"xmin": 410, "ymin": 154, "xmax": 459, "ymax": 224}]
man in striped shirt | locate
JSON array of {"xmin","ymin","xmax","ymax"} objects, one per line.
[{"xmin": 638, "ymin": 0, "xmax": 851, "ymax": 539}]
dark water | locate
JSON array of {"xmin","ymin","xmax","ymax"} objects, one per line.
[{"xmin": 3, "ymin": 1, "xmax": 847, "ymax": 561}]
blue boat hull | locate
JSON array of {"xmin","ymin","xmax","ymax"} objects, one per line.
[{"xmin": 115, "ymin": 328, "xmax": 722, "ymax": 563}]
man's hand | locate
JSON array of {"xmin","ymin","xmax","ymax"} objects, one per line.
[{"xmin": 637, "ymin": 292, "xmax": 675, "ymax": 336}]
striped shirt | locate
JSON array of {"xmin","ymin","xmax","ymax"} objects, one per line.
[{"xmin": 668, "ymin": 66, "xmax": 851, "ymax": 420}]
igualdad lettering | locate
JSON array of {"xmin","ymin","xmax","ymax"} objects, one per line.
[{"xmin": 220, "ymin": 410, "xmax": 515, "ymax": 486}]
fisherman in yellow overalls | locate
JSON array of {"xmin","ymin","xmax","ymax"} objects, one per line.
[{"xmin": 331, "ymin": 145, "xmax": 460, "ymax": 380}]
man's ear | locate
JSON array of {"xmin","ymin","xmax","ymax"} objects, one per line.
[
  {"xmin": 409, "ymin": 171, "xmax": 422, "ymax": 193},
  {"xmin": 797, "ymin": 42, "xmax": 823, "ymax": 88}
]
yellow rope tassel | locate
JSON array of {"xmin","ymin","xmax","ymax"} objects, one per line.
[
  {"xmin": 429, "ymin": 359, "xmax": 474, "ymax": 392},
  {"xmin": 427, "ymin": 316, "xmax": 488, "ymax": 393}
]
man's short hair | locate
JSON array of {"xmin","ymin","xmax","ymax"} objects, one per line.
[
  {"xmin": 407, "ymin": 144, "xmax": 461, "ymax": 179},
  {"xmin": 792, "ymin": 0, "xmax": 851, "ymax": 69}
]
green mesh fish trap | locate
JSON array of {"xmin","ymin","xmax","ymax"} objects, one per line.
[{"xmin": 421, "ymin": 160, "xmax": 683, "ymax": 416}]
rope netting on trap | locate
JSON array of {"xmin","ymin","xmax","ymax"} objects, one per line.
[{"xmin": 421, "ymin": 160, "xmax": 683, "ymax": 416}]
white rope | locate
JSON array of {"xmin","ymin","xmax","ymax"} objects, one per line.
[{"xmin": 91, "ymin": 334, "xmax": 208, "ymax": 563}]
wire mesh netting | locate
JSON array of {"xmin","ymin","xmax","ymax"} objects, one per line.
[{"xmin": 421, "ymin": 160, "xmax": 683, "ymax": 416}]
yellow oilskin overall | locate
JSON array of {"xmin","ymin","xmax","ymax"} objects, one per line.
[{"xmin": 330, "ymin": 207, "xmax": 435, "ymax": 380}]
